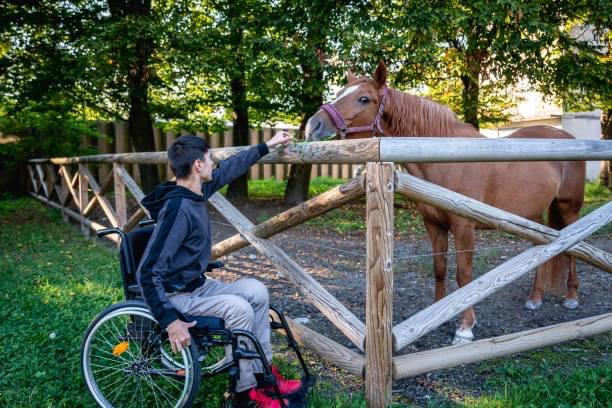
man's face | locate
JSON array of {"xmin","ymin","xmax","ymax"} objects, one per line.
[{"xmin": 194, "ymin": 151, "xmax": 214, "ymax": 182}]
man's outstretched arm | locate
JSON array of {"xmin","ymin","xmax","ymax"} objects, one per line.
[{"xmin": 202, "ymin": 131, "xmax": 291, "ymax": 199}]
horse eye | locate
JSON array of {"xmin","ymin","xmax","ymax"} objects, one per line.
[{"xmin": 358, "ymin": 96, "xmax": 370, "ymax": 104}]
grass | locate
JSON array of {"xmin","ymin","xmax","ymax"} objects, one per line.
[
  {"xmin": 466, "ymin": 334, "xmax": 612, "ymax": 408},
  {"xmin": 1, "ymin": 191, "xmax": 610, "ymax": 407},
  {"xmin": 0, "ymin": 196, "xmax": 368, "ymax": 407}
]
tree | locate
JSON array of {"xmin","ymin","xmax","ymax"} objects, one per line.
[
  {"xmin": 275, "ymin": 0, "xmax": 369, "ymax": 204},
  {"xmin": 359, "ymin": 1, "xmax": 598, "ymax": 130},
  {"xmin": 535, "ymin": 2, "xmax": 611, "ymax": 185}
]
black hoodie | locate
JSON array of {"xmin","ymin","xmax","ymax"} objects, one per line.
[{"xmin": 137, "ymin": 143, "xmax": 268, "ymax": 329}]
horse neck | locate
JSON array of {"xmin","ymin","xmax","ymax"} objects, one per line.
[{"xmin": 382, "ymin": 88, "xmax": 481, "ymax": 138}]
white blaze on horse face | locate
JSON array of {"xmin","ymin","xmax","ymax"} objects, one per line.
[{"xmin": 332, "ymin": 85, "xmax": 360, "ymax": 104}]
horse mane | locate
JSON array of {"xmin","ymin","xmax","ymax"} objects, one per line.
[{"xmin": 384, "ymin": 88, "xmax": 471, "ymax": 137}]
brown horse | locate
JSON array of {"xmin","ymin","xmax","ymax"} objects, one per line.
[{"xmin": 305, "ymin": 62, "xmax": 585, "ymax": 344}]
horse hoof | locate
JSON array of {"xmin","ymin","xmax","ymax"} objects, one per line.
[
  {"xmin": 562, "ymin": 298, "xmax": 579, "ymax": 310},
  {"xmin": 452, "ymin": 329, "xmax": 474, "ymax": 345},
  {"xmin": 524, "ymin": 299, "xmax": 542, "ymax": 310}
]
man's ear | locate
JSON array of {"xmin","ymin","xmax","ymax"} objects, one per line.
[
  {"xmin": 347, "ymin": 70, "xmax": 358, "ymax": 83},
  {"xmin": 372, "ymin": 61, "xmax": 387, "ymax": 87}
]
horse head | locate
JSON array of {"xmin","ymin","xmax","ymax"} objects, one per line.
[{"xmin": 305, "ymin": 61, "xmax": 389, "ymax": 141}]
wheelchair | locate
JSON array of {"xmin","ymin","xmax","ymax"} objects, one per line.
[{"xmin": 80, "ymin": 220, "xmax": 313, "ymax": 407}]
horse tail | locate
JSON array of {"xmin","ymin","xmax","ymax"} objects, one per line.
[{"xmin": 540, "ymin": 160, "xmax": 585, "ymax": 294}]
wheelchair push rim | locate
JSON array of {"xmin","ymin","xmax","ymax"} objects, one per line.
[{"xmin": 81, "ymin": 304, "xmax": 199, "ymax": 408}]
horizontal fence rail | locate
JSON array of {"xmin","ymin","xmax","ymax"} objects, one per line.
[
  {"xmin": 380, "ymin": 138, "xmax": 612, "ymax": 162},
  {"xmin": 29, "ymin": 137, "xmax": 612, "ymax": 165}
]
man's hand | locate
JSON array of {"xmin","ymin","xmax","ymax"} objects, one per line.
[
  {"xmin": 266, "ymin": 131, "xmax": 292, "ymax": 149},
  {"xmin": 167, "ymin": 319, "xmax": 197, "ymax": 353}
]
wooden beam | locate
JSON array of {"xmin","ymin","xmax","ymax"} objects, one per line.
[
  {"xmin": 78, "ymin": 164, "xmax": 89, "ymax": 236},
  {"xmin": 59, "ymin": 166, "xmax": 80, "ymax": 208},
  {"xmin": 365, "ymin": 162, "xmax": 395, "ymax": 407},
  {"xmin": 45, "ymin": 164, "xmax": 58, "ymax": 199},
  {"xmin": 380, "ymin": 138, "xmax": 612, "ymax": 162},
  {"xmin": 58, "ymin": 166, "xmax": 69, "ymax": 221},
  {"xmin": 263, "ymin": 128, "xmax": 273, "ymax": 179},
  {"xmin": 208, "ymin": 193, "xmax": 367, "ymax": 350},
  {"xmin": 98, "ymin": 170, "xmax": 115, "ymax": 196},
  {"xmin": 27, "ymin": 165, "xmax": 38, "ymax": 194},
  {"xmin": 211, "ymin": 176, "xmax": 365, "ymax": 259},
  {"xmin": 249, "ymin": 129, "xmax": 260, "ymax": 180},
  {"xmin": 114, "ymin": 164, "xmax": 127, "ymax": 229},
  {"xmin": 35, "ymin": 164, "xmax": 49, "ymax": 197},
  {"xmin": 284, "ymin": 317, "xmax": 365, "ymax": 377},
  {"xmin": 114, "ymin": 165, "xmax": 145, "ymax": 202},
  {"xmin": 392, "ymin": 202, "xmax": 612, "ymax": 352},
  {"xmin": 30, "ymin": 193, "xmax": 119, "ymax": 244},
  {"xmin": 80, "ymin": 166, "xmax": 118, "ymax": 227},
  {"xmin": 393, "ymin": 313, "xmax": 612, "ymax": 379},
  {"xmin": 395, "ymin": 172, "xmax": 612, "ymax": 273},
  {"xmin": 32, "ymin": 138, "xmax": 381, "ymax": 165},
  {"xmin": 124, "ymin": 208, "xmax": 147, "ymax": 232}
]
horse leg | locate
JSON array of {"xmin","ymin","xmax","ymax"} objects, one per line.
[
  {"xmin": 526, "ymin": 198, "xmax": 581, "ymax": 310},
  {"xmin": 424, "ymin": 222, "xmax": 449, "ymax": 301},
  {"xmin": 451, "ymin": 221, "xmax": 477, "ymax": 345},
  {"xmin": 525, "ymin": 271, "xmax": 545, "ymax": 310},
  {"xmin": 553, "ymin": 198, "xmax": 581, "ymax": 309}
]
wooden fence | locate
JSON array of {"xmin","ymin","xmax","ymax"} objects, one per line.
[
  {"xmin": 89, "ymin": 119, "xmax": 361, "ymax": 183},
  {"xmin": 28, "ymin": 137, "xmax": 612, "ymax": 407}
]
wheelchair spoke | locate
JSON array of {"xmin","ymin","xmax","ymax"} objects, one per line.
[
  {"xmin": 108, "ymin": 317, "xmax": 141, "ymax": 362},
  {"xmin": 142, "ymin": 369, "xmax": 181, "ymax": 407},
  {"xmin": 83, "ymin": 305, "xmax": 198, "ymax": 408},
  {"xmin": 140, "ymin": 372, "xmax": 165, "ymax": 408},
  {"xmin": 94, "ymin": 328, "xmax": 134, "ymax": 366}
]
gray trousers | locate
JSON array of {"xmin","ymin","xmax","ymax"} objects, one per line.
[{"xmin": 167, "ymin": 277, "xmax": 272, "ymax": 392}]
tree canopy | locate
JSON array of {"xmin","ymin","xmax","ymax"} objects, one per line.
[{"xmin": 1, "ymin": 0, "xmax": 609, "ymax": 193}]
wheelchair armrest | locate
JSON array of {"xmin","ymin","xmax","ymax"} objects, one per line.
[
  {"xmin": 206, "ymin": 261, "xmax": 224, "ymax": 272},
  {"xmin": 139, "ymin": 219, "xmax": 156, "ymax": 228},
  {"xmin": 96, "ymin": 228, "xmax": 125, "ymax": 239}
]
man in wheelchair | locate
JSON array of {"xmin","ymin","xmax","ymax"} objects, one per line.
[{"xmin": 137, "ymin": 133, "xmax": 302, "ymax": 407}]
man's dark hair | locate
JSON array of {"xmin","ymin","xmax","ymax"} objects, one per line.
[{"xmin": 168, "ymin": 135, "xmax": 209, "ymax": 179}]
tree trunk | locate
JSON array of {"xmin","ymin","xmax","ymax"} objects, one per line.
[
  {"xmin": 284, "ymin": 121, "xmax": 312, "ymax": 205},
  {"xmin": 226, "ymin": 18, "xmax": 249, "ymax": 202},
  {"xmin": 108, "ymin": 0, "xmax": 159, "ymax": 193},
  {"xmin": 284, "ymin": 60, "xmax": 324, "ymax": 205},
  {"xmin": 226, "ymin": 74, "xmax": 250, "ymax": 201},
  {"xmin": 461, "ymin": 51, "xmax": 481, "ymax": 130},
  {"xmin": 600, "ymin": 109, "xmax": 611, "ymax": 188}
]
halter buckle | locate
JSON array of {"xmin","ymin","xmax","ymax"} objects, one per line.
[{"xmin": 339, "ymin": 127, "xmax": 348, "ymax": 139}]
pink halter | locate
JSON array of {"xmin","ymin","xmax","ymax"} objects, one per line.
[{"xmin": 320, "ymin": 85, "xmax": 388, "ymax": 139}]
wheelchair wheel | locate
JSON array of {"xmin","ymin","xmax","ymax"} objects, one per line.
[{"xmin": 81, "ymin": 301, "xmax": 200, "ymax": 407}]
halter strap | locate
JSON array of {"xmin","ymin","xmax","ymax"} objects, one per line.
[{"xmin": 320, "ymin": 85, "xmax": 388, "ymax": 139}]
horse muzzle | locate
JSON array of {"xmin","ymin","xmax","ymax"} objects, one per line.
[{"xmin": 304, "ymin": 114, "xmax": 338, "ymax": 142}]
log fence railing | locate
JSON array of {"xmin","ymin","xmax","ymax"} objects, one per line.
[{"xmin": 28, "ymin": 137, "xmax": 612, "ymax": 407}]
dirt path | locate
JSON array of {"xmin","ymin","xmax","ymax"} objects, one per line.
[{"xmin": 204, "ymin": 200, "xmax": 611, "ymax": 405}]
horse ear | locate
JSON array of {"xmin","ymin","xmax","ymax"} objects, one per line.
[
  {"xmin": 372, "ymin": 61, "xmax": 387, "ymax": 87},
  {"xmin": 346, "ymin": 70, "xmax": 357, "ymax": 83}
]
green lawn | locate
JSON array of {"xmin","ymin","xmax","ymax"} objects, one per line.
[
  {"xmin": 0, "ymin": 193, "xmax": 610, "ymax": 407},
  {"xmin": 0, "ymin": 197, "xmax": 365, "ymax": 407}
]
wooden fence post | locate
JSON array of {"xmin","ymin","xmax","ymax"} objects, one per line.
[
  {"xmin": 114, "ymin": 163, "xmax": 127, "ymax": 229},
  {"xmin": 78, "ymin": 164, "xmax": 89, "ymax": 236},
  {"xmin": 249, "ymin": 129, "xmax": 260, "ymax": 180},
  {"xmin": 166, "ymin": 130, "xmax": 176, "ymax": 180},
  {"xmin": 365, "ymin": 162, "xmax": 395, "ymax": 407},
  {"xmin": 263, "ymin": 128, "xmax": 273, "ymax": 179},
  {"xmin": 59, "ymin": 166, "xmax": 69, "ymax": 222},
  {"xmin": 97, "ymin": 120, "xmax": 113, "ymax": 181}
]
